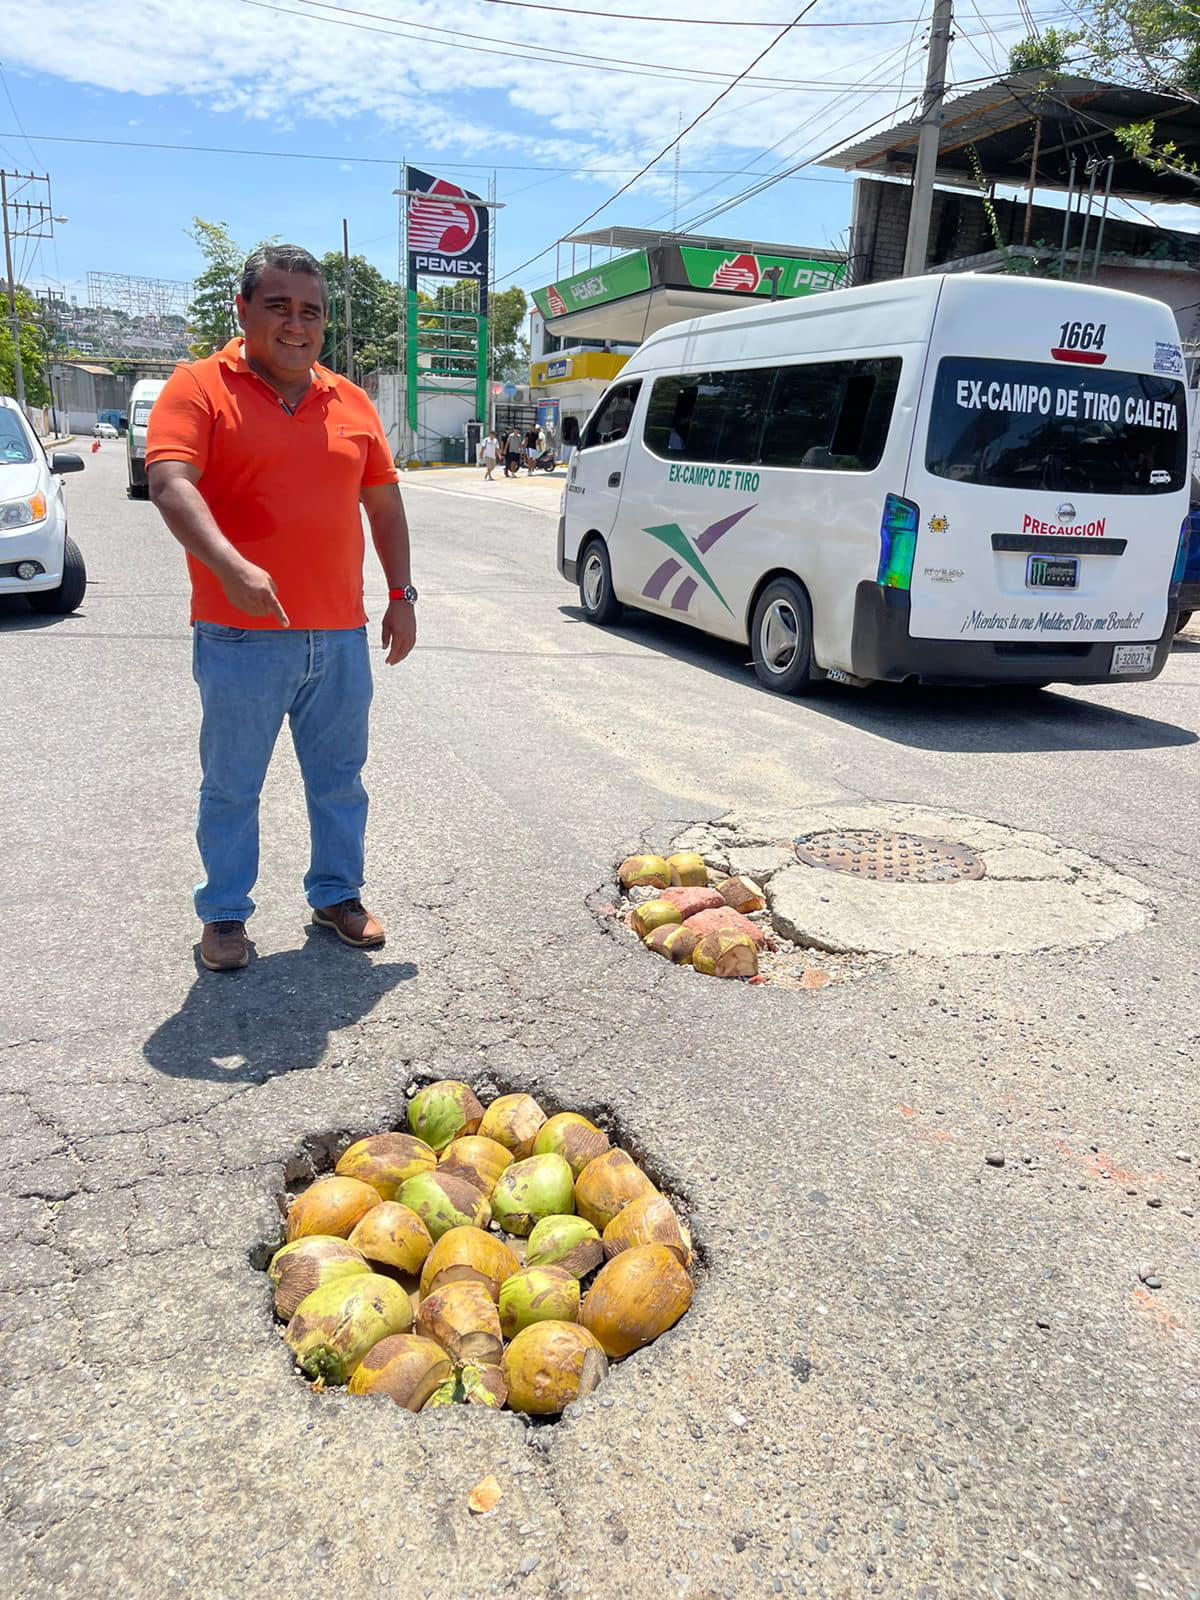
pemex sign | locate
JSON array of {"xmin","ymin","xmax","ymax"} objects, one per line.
[
  {"xmin": 406, "ymin": 165, "xmax": 489, "ymax": 299},
  {"xmin": 679, "ymin": 248, "xmax": 846, "ymax": 298}
]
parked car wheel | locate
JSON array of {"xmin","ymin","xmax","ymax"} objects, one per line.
[{"xmin": 29, "ymin": 536, "xmax": 87, "ymax": 614}]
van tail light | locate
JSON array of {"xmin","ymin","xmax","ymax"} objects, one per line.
[
  {"xmin": 877, "ymin": 494, "xmax": 919, "ymax": 590},
  {"xmin": 1172, "ymin": 514, "xmax": 1193, "ymax": 585}
]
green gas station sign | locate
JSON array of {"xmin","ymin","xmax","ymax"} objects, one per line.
[
  {"xmin": 533, "ymin": 251, "xmax": 653, "ymax": 320},
  {"xmin": 677, "ymin": 248, "xmax": 846, "ymax": 298}
]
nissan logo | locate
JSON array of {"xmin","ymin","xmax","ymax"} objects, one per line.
[{"xmin": 1057, "ymin": 502, "xmax": 1076, "ymax": 521}]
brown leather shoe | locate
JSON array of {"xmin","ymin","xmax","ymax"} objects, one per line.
[
  {"xmin": 200, "ymin": 920, "xmax": 250, "ymax": 971},
  {"xmin": 312, "ymin": 898, "xmax": 385, "ymax": 948}
]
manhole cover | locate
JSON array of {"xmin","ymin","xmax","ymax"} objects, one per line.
[{"xmin": 793, "ymin": 830, "xmax": 985, "ymax": 884}]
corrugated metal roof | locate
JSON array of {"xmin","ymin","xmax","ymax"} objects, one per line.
[
  {"xmin": 822, "ymin": 72, "xmax": 1200, "ymax": 204},
  {"xmin": 63, "ymin": 362, "xmax": 115, "ymax": 376}
]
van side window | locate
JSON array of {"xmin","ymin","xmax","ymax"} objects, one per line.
[
  {"xmin": 581, "ymin": 381, "xmax": 642, "ymax": 448},
  {"xmin": 644, "ymin": 370, "xmax": 771, "ymax": 463},
  {"xmin": 643, "ymin": 358, "xmax": 901, "ymax": 471},
  {"xmin": 759, "ymin": 359, "xmax": 901, "ymax": 471}
]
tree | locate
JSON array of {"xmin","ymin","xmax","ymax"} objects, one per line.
[
  {"xmin": 186, "ymin": 219, "xmax": 245, "ymax": 358},
  {"xmin": 1082, "ymin": 2, "xmax": 1200, "ymax": 96},
  {"xmin": 415, "ymin": 280, "xmax": 528, "ymax": 380},
  {"xmin": 1009, "ymin": 26, "xmax": 1080, "ymax": 74},
  {"xmin": 318, "ymin": 252, "xmax": 399, "ymax": 376},
  {"xmin": 0, "ymin": 283, "xmax": 50, "ymax": 406}
]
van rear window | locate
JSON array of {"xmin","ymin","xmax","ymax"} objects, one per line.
[{"xmin": 926, "ymin": 357, "xmax": 1187, "ymax": 495}]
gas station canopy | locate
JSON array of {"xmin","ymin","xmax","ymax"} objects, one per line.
[{"xmin": 534, "ymin": 232, "xmax": 846, "ymax": 342}]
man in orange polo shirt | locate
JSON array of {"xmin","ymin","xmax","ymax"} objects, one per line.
[{"xmin": 147, "ymin": 243, "xmax": 416, "ymax": 972}]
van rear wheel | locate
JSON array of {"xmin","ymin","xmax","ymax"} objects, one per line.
[
  {"xmin": 579, "ymin": 539, "xmax": 622, "ymax": 625},
  {"xmin": 751, "ymin": 577, "xmax": 818, "ymax": 695}
]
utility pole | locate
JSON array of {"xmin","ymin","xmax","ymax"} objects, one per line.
[
  {"xmin": 1, "ymin": 171, "xmax": 65, "ymax": 413},
  {"xmin": 2, "ymin": 172, "xmax": 26, "ymax": 410},
  {"xmin": 342, "ymin": 218, "xmax": 353, "ymax": 381},
  {"xmin": 903, "ymin": 0, "xmax": 954, "ymax": 278}
]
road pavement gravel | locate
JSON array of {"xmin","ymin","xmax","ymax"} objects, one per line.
[{"xmin": 0, "ymin": 444, "xmax": 1197, "ymax": 1599}]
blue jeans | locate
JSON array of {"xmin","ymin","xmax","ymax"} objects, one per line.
[{"xmin": 191, "ymin": 624, "xmax": 373, "ymax": 924}]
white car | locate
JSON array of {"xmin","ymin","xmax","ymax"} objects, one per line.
[
  {"xmin": 92, "ymin": 420, "xmax": 119, "ymax": 439},
  {"xmin": 0, "ymin": 397, "xmax": 87, "ymax": 613}
]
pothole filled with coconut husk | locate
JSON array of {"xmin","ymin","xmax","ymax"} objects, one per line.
[
  {"xmin": 262, "ymin": 1083, "xmax": 697, "ymax": 1420},
  {"xmin": 603, "ymin": 847, "xmax": 883, "ymax": 991}
]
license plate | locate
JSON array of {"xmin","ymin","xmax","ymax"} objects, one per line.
[
  {"xmin": 1026, "ymin": 554, "xmax": 1078, "ymax": 589},
  {"xmin": 1112, "ymin": 644, "xmax": 1155, "ymax": 675}
]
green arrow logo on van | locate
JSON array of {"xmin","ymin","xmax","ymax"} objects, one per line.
[{"xmin": 643, "ymin": 521, "xmax": 734, "ymax": 615}]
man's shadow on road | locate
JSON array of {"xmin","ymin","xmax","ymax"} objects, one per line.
[{"xmin": 142, "ymin": 928, "xmax": 417, "ymax": 1084}]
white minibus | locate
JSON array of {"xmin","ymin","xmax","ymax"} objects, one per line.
[
  {"xmin": 126, "ymin": 377, "xmax": 168, "ymax": 497},
  {"xmin": 556, "ymin": 274, "xmax": 1189, "ymax": 692}
]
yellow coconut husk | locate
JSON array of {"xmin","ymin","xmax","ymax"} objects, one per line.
[
  {"xmin": 667, "ymin": 851, "xmax": 708, "ymax": 887},
  {"xmin": 347, "ymin": 1334, "xmax": 452, "ymax": 1410},
  {"xmin": 630, "ymin": 898, "xmax": 682, "ymax": 940},
  {"xmin": 533, "ymin": 1112, "xmax": 611, "ymax": 1178},
  {"xmin": 267, "ymin": 1234, "xmax": 362, "ymax": 1287},
  {"xmin": 643, "ymin": 924, "xmax": 701, "ymax": 964},
  {"xmin": 502, "ymin": 1320, "xmax": 608, "ymax": 1415},
  {"xmin": 498, "ymin": 1264, "xmax": 580, "ymax": 1339},
  {"xmin": 574, "ymin": 1148, "xmax": 657, "ymax": 1231},
  {"xmin": 335, "ymin": 1132, "xmax": 437, "ymax": 1199},
  {"xmin": 272, "ymin": 1241, "xmax": 371, "ymax": 1321},
  {"xmin": 347, "ymin": 1202, "xmax": 434, "ymax": 1276},
  {"xmin": 691, "ymin": 929, "xmax": 758, "ymax": 979},
  {"xmin": 716, "ymin": 875, "xmax": 766, "ymax": 914},
  {"xmin": 419, "ymin": 1225, "xmax": 520, "ymax": 1302},
  {"xmin": 476, "ymin": 1093, "xmax": 546, "ymax": 1159},
  {"xmin": 285, "ymin": 1273, "xmax": 413, "ymax": 1383},
  {"xmin": 617, "ymin": 854, "xmax": 671, "ymax": 891},
  {"xmin": 438, "ymin": 1135, "xmax": 514, "ymax": 1197},
  {"xmin": 416, "ymin": 1279, "xmax": 503, "ymax": 1367},
  {"xmin": 285, "ymin": 1176, "xmax": 382, "ymax": 1243},
  {"xmin": 601, "ymin": 1192, "xmax": 690, "ymax": 1267},
  {"xmin": 581, "ymin": 1243, "xmax": 694, "ymax": 1359}
]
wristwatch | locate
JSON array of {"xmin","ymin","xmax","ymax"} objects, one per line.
[{"xmin": 389, "ymin": 585, "xmax": 418, "ymax": 604}]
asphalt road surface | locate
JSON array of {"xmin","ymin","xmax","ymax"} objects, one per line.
[{"xmin": 1, "ymin": 444, "xmax": 1197, "ymax": 1600}]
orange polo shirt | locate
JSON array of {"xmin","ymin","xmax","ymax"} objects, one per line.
[{"xmin": 146, "ymin": 338, "xmax": 399, "ymax": 629}]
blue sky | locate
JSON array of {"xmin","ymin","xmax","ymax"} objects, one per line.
[{"xmin": 2, "ymin": 0, "xmax": 1172, "ymax": 310}]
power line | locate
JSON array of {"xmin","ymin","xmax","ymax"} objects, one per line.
[
  {"xmin": 379, "ymin": 0, "xmax": 1075, "ymax": 28},
  {"xmin": 238, "ymin": 0, "xmax": 963, "ymax": 88},
  {"xmin": 497, "ymin": 0, "xmax": 828, "ymax": 285},
  {"xmin": 0, "ymin": 129, "xmax": 856, "ymax": 182}
]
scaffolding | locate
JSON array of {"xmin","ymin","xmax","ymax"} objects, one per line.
[{"xmin": 87, "ymin": 271, "xmax": 192, "ymax": 319}]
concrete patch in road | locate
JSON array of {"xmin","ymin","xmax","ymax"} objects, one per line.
[{"xmin": 672, "ymin": 804, "xmax": 1154, "ymax": 958}]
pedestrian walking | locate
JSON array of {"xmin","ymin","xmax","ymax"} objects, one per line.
[
  {"xmin": 146, "ymin": 243, "xmax": 417, "ymax": 972},
  {"xmin": 524, "ymin": 429, "xmax": 538, "ymax": 475},
  {"xmin": 480, "ymin": 428, "xmax": 500, "ymax": 481},
  {"xmin": 503, "ymin": 429, "xmax": 521, "ymax": 478}
]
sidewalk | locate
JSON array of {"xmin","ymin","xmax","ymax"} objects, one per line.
[{"xmin": 400, "ymin": 463, "xmax": 562, "ymax": 514}]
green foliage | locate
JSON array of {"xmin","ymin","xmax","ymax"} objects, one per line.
[
  {"xmin": 1085, "ymin": 1, "xmax": 1200, "ymax": 93},
  {"xmin": 186, "ymin": 219, "xmax": 245, "ymax": 357},
  {"xmin": 1009, "ymin": 26, "xmax": 1080, "ymax": 74},
  {"xmin": 318, "ymin": 252, "xmax": 398, "ymax": 375},
  {"xmin": 0, "ymin": 284, "xmax": 50, "ymax": 405}
]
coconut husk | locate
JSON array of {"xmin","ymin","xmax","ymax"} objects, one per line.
[
  {"xmin": 574, "ymin": 1148, "xmax": 657, "ymax": 1231},
  {"xmin": 460, "ymin": 1363, "xmax": 508, "ymax": 1409},
  {"xmin": 666, "ymin": 852, "xmax": 708, "ymax": 887},
  {"xmin": 691, "ymin": 930, "xmax": 758, "ymax": 979},
  {"xmin": 417, "ymin": 1280, "xmax": 503, "ymax": 1367},
  {"xmin": 490, "ymin": 1152, "xmax": 575, "ymax": 1236},
  {"xmin": 716, "ymin": 875, "xmax": 766, "ymax": 914},
  {"xmin": 419, "ymin": 1225, "xmax": 519, "ymax": 1302},
  {"xmin": 532, "ymin": 1113, "xmax": 610, "ymax": 1178},
  {"xmin": 499, "ymin": 1264, "xmax": 580, "ymax": 1339},
  {"xmin": 438, "ymin": 1135, "xmax": 514, "ymax": 1196},
  {"xmin": 477, "ymin": 1093, "xmax": 546, "ymax": 1159},
  {"xmin": 617, "ymin": 854, "xmax": 671, "ymax": 890},
  {"xmin": 629, "ymin": 899, "xmax": 683, "ymax": 939},
  {"xmin": 397, "ymin": 1170, "xmax": 492, "ymax": 1240},
  {"xmin": 658, "ymin": 886, "xmax": 725, "ymax": 918},
  {"xmin": 502, "ymin": 1320, "xmax": 608, "ymax": 1415},
  {"xmin": 601, "ymin": 1193, "xmax": 689, "ymax": 1266},
  {"xmin": 643, "ymin": 924, "xmax": 700, "ymax": 963},
  {"xmin": 285, "ymin": 1273, "xmax": 413, "ymax": 1383},
  {"xmin": 335, "ymin": 1132, "xmax": 437, "ymax": 1199},
  {"xmin": 272, "ymin": 1246, "xmax": 371, "ymax": 1321},
  {"xmin": 407, "ymin": 1080, "xmax": 484, "ymax": 1152},
  {"xmin": 347, "ymin": 1334, "xmax": 452, "ymax": 1410},
  {"xmin": 682, "ymin": 906, "xmax": 767, "ymax": 950},
  {"xmin": 525, "ymin": 1215, "xmax": 605, "ymax": 1279},
  {"xmin": 581, "ymin": 1243, "xmax": 693, "ymax": 1359},
  {"xmin": 347, "ymin": 1202, "xmax": 434, "ymax": 1276},
  {"xmin": 267, "ymin": 1234, "xmax": 362, "ymax": 1287},
  {"xmin": 285, "ymin": 1176, "xmax": 382, "ymax": 1243}
]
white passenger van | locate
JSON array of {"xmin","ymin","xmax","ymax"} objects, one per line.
[
  {"xmin": 557, "ymin": 274, "xmax": 1190, "ymax": 692},
  {"xmin": 126, "ymin": 377, "xmax": 168, "ymax": 498}
]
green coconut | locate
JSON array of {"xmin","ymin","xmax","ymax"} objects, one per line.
[
  {"xmin": 617, "ymin": 854, "xmax": 672, "ymax": 891},
  {"xmin": 271, "ymin": 1240, "xmax": 371, "ymax": 1321},
  {"xmin": 490, "ymin": 1152, "xmax": 575, "ymax": 1237},
  {"xmin": 397, "ymin": 1169, "xmax": 491, "ymax": 1241},
  {"xmin": 499, "ymin": 1264, "xmax": 581, "ymax": 1339},
  {"xmin": 267, "ymin": 1234, "xmax": 362, "ymax": 1287},
  {"xmin": 525, "ymin": 1214, "xmax": 605, "ymax": 1280},
  {"xmin": 532, "ymin": 1112, "xmax": 610, "ymax": 1178},
  {"xmin": 407, "ymin": 1080, "xmax": 484, "ymax": 1152},
  {"xmin": 476, "ymin": 1093, "xmax": 546, "ymax": 1159},
  {"xmin": 284, "ymin": 1273, "xmax": 413, "ymax": 1384},
  {"xmin": 335, "ymin": 1132, "xmax": 437, "ymax": 1199},
  {"xmin": 347, "ymin": 1334, "xmax": 452, "ymax": 1410},
  {"xmin": 630, "ymin": 899, "xmax": 683, "ymax": 940}
]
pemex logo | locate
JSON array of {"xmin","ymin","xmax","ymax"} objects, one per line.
[
  {"xmin": 710, "ymin": 253, "xmax": 761, "ymax": 292},
  {"xmin": 546, "ymin": 284, "xmax": 568, "ymax": 318},
  {"xmin": 408, "ymin": 178, "xmax": 481, "ymax": 256}
]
